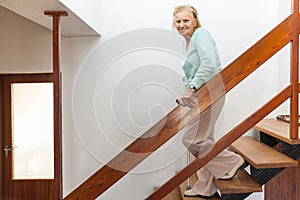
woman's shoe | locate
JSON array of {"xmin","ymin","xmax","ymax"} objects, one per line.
[
  {"xmin": 184, "ymin": 189, "xmax": 212, "ymax": 197},
  {"xmin": 219, "ymin": 156, "xmax": 245, "ymax": 180}
]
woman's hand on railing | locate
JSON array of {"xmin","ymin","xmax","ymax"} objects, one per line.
[{"xmin": 177, "ymin": 88, "xmax": 197, "ymax": 108}]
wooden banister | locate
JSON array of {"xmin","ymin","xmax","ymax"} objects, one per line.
[
  {"xmin": 65, "ymin": 14, "xmax": 294, "ymax": 200},
  {"xmin": 146, "ymin": 85, "xmax": 292, "ymax": 199}
]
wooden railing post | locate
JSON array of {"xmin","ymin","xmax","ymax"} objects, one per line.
[
  {"xmin": 44, "ymin": 10, "xmax": 68, "ymax": 200},
  {"xmin": 290, "ymin": 0, "xmax": 299, "ymax": 139}
]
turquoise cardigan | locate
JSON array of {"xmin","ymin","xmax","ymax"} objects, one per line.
[{"xmin": 181, "ymin": 27, "xmax": 221, "ymax": 90}]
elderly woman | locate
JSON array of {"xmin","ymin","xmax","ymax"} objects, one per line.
[{"xmin": 173, "ymin": 5, "xmax": 244, "ymax": 197}]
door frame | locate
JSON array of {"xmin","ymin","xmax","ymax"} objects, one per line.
[{"xmin": 0, "ymin": 73, "xmax": 62, "ymax": 199}]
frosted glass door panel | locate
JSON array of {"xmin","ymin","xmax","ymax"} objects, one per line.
[{"xmin": 11, "ymin": 83, "xmax": 54, "ymax": 180}]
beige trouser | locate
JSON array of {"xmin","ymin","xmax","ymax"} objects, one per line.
[{"xmin": 181, "ymin": 96, "xmax": 242, "ymax": 196}]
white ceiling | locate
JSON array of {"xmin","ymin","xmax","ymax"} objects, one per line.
[{"xmin": 0, "ymin": 0, "xmax": 100, "ymax": 37}]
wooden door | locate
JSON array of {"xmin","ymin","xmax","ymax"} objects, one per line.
[{"xmin": 0, "ymin": 73, "xmax": 60, "ymax": 200}]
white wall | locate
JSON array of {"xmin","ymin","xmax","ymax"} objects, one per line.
[
  {"xmin": 0, "ymin": 6, "xmax": 52, "ymax": 72},
  {"xmin": 0, "ymin": 1, "xmax": 293, "ymax": 199}
]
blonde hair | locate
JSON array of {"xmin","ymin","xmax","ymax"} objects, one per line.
[{"xmin": 172, "ymin": 5, "xmax": 201, "ymax": 29}]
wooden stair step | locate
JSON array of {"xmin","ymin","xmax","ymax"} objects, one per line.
[
  {"xmin": 179, "ymin": 173, "xmax": 220, "ymax": 200},
  {"xmin": 255, "ymin": 118, "xmax": 300, "ymax": 145},
  {"xmin": 154, "ymin": 187, "xmax": 182, "ymax": 200},
  {"xmin": 231, "ymin": 136, "xmax": 298, "ymax": 168},
  {"xmin": 214, "ymin": 170, "xmax": 262, "ymax": 194}
]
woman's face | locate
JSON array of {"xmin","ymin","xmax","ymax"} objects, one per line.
[{"xmin": 174, "ymin": 10, "xmax": 197, "ymax": 39}]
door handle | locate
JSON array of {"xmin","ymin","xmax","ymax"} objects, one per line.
[{"xmin": 3, "ymin": 146, "xmax": 17, "ymax": 158}]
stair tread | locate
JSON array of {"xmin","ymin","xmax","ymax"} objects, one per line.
[
  {"xmin": 255, "ymin": 119, "xmax": 300, "ymax": 145},
  {"xmin": 154, "ymin": 187, "xmax": 182, "ymax": 200},
  {"xmin": 231, "ymin": 136, "xmax": 298, "ymax": 168},
  {"xmin": 214, "ymin": 170, "xmax": 262, "ymax": 194},
  {"xmin": 179, "ymin": 174, "xmax": 221, "ymax": 200}
]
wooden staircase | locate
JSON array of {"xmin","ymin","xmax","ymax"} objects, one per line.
[
  {"xmin": 158, "ymin": 119, "xmax": 300, "ymax": 200},
  {"xmin": 65, "ymin": 1, "xmax": 300, "ymax": 199}
]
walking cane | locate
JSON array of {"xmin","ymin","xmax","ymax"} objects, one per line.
[
  {"xmin": 186, "ymin": 151, "xmax": 191, "ymax": 190},
  {"xmin": 177, "ymin": 99, "xmax": 191, "ymax": 190}
]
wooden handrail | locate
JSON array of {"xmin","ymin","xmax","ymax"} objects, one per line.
[
  {"xmin": 146, "ymin": 85, "xmax": 292, "ymax": 199},
  {"xmin": 65, "ymin": 14, "xmax": 294, "ymax": 200}
]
